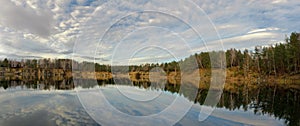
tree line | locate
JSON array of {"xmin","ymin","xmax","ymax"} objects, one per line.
[
  {"xmin": 144, "ymin": 32, "xmax": 300, "ymax": 76},
  {"xmin": 1, "ymin": 32, "xmax": 299, "ymax": 76}
]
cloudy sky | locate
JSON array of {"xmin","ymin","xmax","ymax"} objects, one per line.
[{"xmin": 0, "ymin": 0, "xmax": 299, "ymax": 64}]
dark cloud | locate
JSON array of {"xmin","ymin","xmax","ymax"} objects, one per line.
[
  {"xmin": 0, "ymin": 0, "xmax": 54, "ymax": 37},
  {"xmin": 1, "ymin": 38, "xmax": 56, "ymax": 54},
  {"xmin": 0, "ymin": 52, "xmax": 43, "ymax": 59},
  {"xmin": 73, "ymin": 54, "xmax": 109, "ymax": 61}
]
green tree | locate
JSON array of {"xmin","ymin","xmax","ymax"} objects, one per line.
[
  {"xmin": 2, "ymin": 58, "xmax": 9, "ymax": 67},
  {"xmin": 288, "ymin": 32, "xmax": 300, "ymax": 73}
]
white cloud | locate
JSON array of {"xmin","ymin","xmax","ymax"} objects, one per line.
[
  {"xmin": 272, "ymin": 0, "xmax": 287, "ymax": 4},
  {"xmin": 0, "ymin": 0, "xmax": 54, "ymax": 37},
  {"xmin": 192, "ymin": 31, "xmax": 285, "ymax": 52},
  {"xmin": 0, "ymin": 0, "xmax": 299, "ymax": 64},
  {"xmin": 247, "ymin": 27, "xmax": 280, "ymax": 34}
]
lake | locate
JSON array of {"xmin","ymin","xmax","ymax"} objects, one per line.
[{"xmin": 0, "ymin": 79, "xmax": 299, "ymax": 126}]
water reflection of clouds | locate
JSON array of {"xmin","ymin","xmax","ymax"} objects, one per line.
[
  {"xmin": 0, "ymin": 86, "xmax": 285, "ymax": 126},
  {"xmin": 103, "ymin": 85, "xmax": 183, "ymax": 116},
  {"xmin": 209, "ymin": 107, "xmax": 285, "ymax": 126},
  {"xmin": 77, "ymin": 85, "xmax": 282, "ymax": 126},
  {"xmin": 0, "ymin": 91, "xmax": 98, "ymax": 126},
  {"xmin": 78, "ymin": 85, "xmax": 195, "ymax": 125}
]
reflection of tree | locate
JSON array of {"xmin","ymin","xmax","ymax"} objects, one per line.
[
  {"xmin": 99, "ymin": 80, "xmax": 299, "ymax": 126},
  {"xmin": 141, "ymin": 81, "xmax": 298, "ymax": 126},
  {"xmin": 195, "ymin": 83, "xmax": 300, "ymax": 126},
  {"xmin": 1, "ymin": 77, "xmax": 299, "ymax": 126},
  {"xmin": 0, "ymin": 78, "xmax": 76, "ymax": 90}
]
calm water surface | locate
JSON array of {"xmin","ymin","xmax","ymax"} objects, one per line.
[{"xmin": 0, "ymin": 79, "xmax": 299, "ymax": 126}]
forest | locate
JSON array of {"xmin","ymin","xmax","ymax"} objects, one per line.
[
  {"xmin": 102, "ymin": 32, "xmax": 300, "ymax": 77},
  {"xmin": 1, "ymin": 32, "xmax": 299, "ymax": 78}
]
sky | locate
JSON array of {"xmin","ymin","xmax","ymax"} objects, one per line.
[{"xmin": 0, "ymin": 0, "xmax": 299, "ymax": 65}]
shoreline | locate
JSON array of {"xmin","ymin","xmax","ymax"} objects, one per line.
[{"xmin": 1, "ymin": 67, "xmax": 299, "ymax": 86}]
